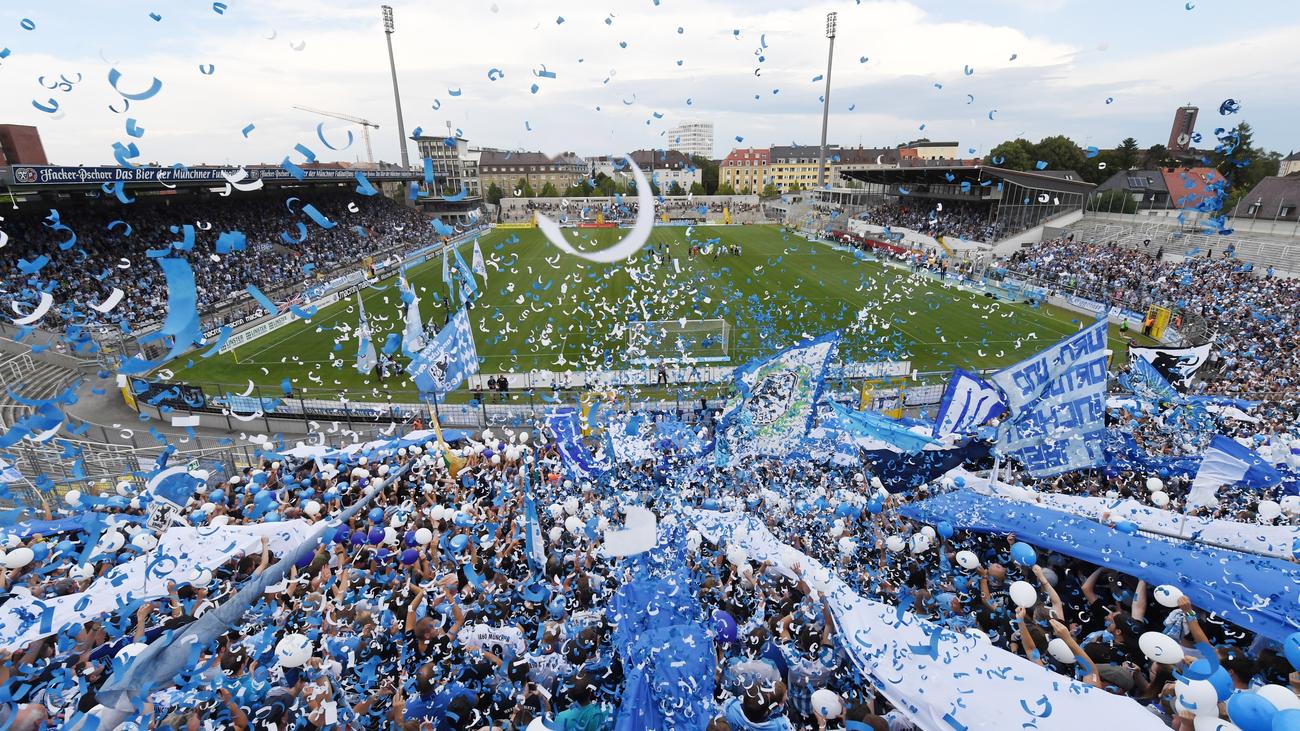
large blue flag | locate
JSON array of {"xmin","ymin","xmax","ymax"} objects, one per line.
[
  {"xmin": 522, "ymin": 473, "xmax": 547, "ymax": 574},
  {"xmin": 828, "ymin": 402, "xmax": 937, "ymax": 454},
  {"xmin": 1187, "ymin": 434, "xmax": 1284, "ymax": 508},
  {"xmin": 1121, "ymin": 355, "xmax": 1180, "ymax": 407},
  {"xmin": 399, "ymin": 270, "xmax": 427, "ymax": 354},
  {"xmin": 544, "ymin": 407, "xmax": 611, "ymax": 478},
  {"xmin": 452, "ymin": 245, "xmax": 479, "ymax": 302},
  {"xmin": 354, "ymin": 291, "xmax": 378, "ymax": 375},
  {"xmin": 406, "ymin": 307, "xmax": 478, "ymax": 397},
  {"xmin": 932, "ymin": 368, "xmax": 1004, "ymax": 439},
  {"xmin": 988, "ymin": 319, "xmax": 1108, "ymax": 477}
]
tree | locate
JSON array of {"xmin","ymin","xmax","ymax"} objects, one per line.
[
  {"xmin": 715, "ymin": 181, "xmax": 736, "ymax": 195},
  {"xmin": 517, "ymin": 177, "xmax": 535, "ymax": 198},
  {"xmin": 987, "ymin": 138, "xmax": 1035, "ymax": 170},
  {"xmin": 667, "ymin": 180, "xmax": 684, "ymax": 196},
  {"xmin": 689, "ymin": 181, "xmax": 705, "ymax": 195},
  {"xmin": 1142, "ymin": 145, "xmax": 1170, "ymax": 170},
  {"xmin": 1087, "ymin": 188, "xmax": 1138, "ymax": 214},
  {"xmin": 1115, "ymin": 137, "xmax": 1140, "ymax": 170},
  {"xmin": 691, "ymin": 155, "xmax": 719, "ymax": 194},
  {"xmin": 594, "ymin": 172, "xmax": 620, "ymax": 196},
  {"xmin": 1079, "ymin": 151, "xmax": 1116, "ymax": 185},
  {"xmin": 1032, "ymin": 135, "xmax": 1086, "ymax": 173},
  {"xmin": 788, "ymin": 180, "xmax": 803, "ymax": 193},
  {"xmin": 1210, "ymin": 122, "xmax": 1281, "ymax": 208},
  {"xmin": 761, "ymin": 183, "xmax": 779, "ymax": 198},
  {"xmin": 539, "ymin": 181, "xmax": 559, "ymax": 197},
  {"xmin": 485, "ymin": 182, "xmax": 504, "ymax": 206}
]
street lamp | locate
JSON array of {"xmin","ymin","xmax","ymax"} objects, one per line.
[
  {"xmin": 816, "ymin": 12, "xmax": 837, "ymax": 190},
  {"xmin": 381, "ymin": 5, "xmax": 410, "ymax": 168}
]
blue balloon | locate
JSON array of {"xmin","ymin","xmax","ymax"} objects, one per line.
[
  {"xmin": 713, "ymin": 609, "xmax": 738, "ymax": 643},
  {"xmin": 30, "ymin": 543, "xmax": 49, "ymax": 562},
  {"xmin": 401, "ymin": 548, "xmax": 419, "ymax": 565},
  {"xmin": 1010, "ymin": 542, "xmax": 1037, "ymax": 567},
  {"xmin": 1207, "ymin": 666, "xmax": 1234, "ymax": 701},
  {"xmin": 1115, "ymin": 521, "xmax": 1138, "ymax": 535},
  {"xmin": 449, "ymin": 534, "xmax": 469, "ymax": 553},
  {"xmin": 367, "ymin": 527, "xmax": 384, "ymax": 545},
  {"xmin": 294, "ymin": 551, "xmax": 314, "ymax": 569},
  {"xmin": 404, "ymin": 530, "xmax": 417, "ymax": 547},
  {"xmin": 350, "ymin": 531, "xmax": 366, "ymax": 546},
  {"xmin": 55, "ymin": 540, "xmax": 76, "ymax": 555},
  {"xmin": 937, "ymin": 521, "xmax": 954, "ymax": 539},
  {"xmin": 1285, "ymin": 633, "xmax": 1300, "ymax": 671},
  {"xmin": 1272, "ymin": 708, "xmax": 1300, "ymax": 731},
  {"xmin": 867, "ymin": 498, "xmax": 883, "ymax": 515},
  {"xmin": 265, "ymin": 511, "xmax": 281, "ymax": 523},
  {"xmin": 1227, "ymin": 690, "xmax": 1277, "ymax": 731},
  {"xmin": 333, "ymin": 526, "xmax": 351, "ymax": 544},
  {"xmin": 369, "ymin": 507, "xmax": 385, "ymax": 524},
  {"xmin": 953, "ymin": 476, "xmax": 966, "ymax": 488}
]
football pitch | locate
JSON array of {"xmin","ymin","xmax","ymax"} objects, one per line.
[{"xmin": 169, "ymin": 224, "xmax": 1148, "ymax": 400}]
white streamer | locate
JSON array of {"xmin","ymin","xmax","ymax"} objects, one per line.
[{"xmin": 535, "ymin": 153, "xmax": 653, "ymax": 263}]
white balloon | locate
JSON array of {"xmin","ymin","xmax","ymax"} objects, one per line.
[
  {"xmin": 564, "ymin": 515, "xmax": 583, "ymax": 534},
  {"xmin": 209, "ymin": 515, "xmax": 230, "ymax": 527},
  {"xmin": 685, "ymin": 529, "xmax": 702, "ymax": 553},
  {"xmin": 1047, "ymin": 637, "xmax": 1075, "ymax": 664},
  {"xmin": 1105, "ymin": 490, "xmax": 1119, "ymax": 499},
  {"xmin": 303, "ymin": 500, "xmax": 322, "ymax": 517},
  {"xmin": 383, "ymin": 527, "xmax": 398, "ymax": 545},
  {"xmin": 564, "ymin": 496, "xmax": 580, "ymax": 515},
  {"xmin": 837, "ymin": 537, "xmax": 856, "ymax": 555},
  {"xmin": 919, "ymin": 526, "xmax": 936, "ymax": 540},
  {"xmin": 1258, "ymin": 500, "xmax": 1282, "ymax": 521},
  {"xmin": 1192, "ymin": 716, "xmax": 1241, "ymax": 731},
  {"xmin": 415, "ymin": 528, "xmax": 433, "ymax": 545},
  {"xmin": 1281, "ymin": 495, "xmax": 1300, "ymax": 516},
  {"xmin": 908, "ymin": 533, "xmax": 931, "ymax": 554},
  {"xmin": 1008, "ymin": 580, "xmax": 1038, "ymax": 608},
  {"xmin": 275, "ymin": 633, "xmax": 313, "ymax": 667},
  {"xmin": 1153, "ymin": 585, "xmax": 1183, "ymax": 608},
  {"xmin": 98, "ymin": 531, "xmax": 125, "ymax": 553},
  {"xmin": 1146, "ymin": 476, "xmax": 1164, "ymax": 492},
  {"xmin": 726, "ymin": 547, "xmax": 749, "ymax": 567},
  {"xmin": 885, "ymin": 535, "xmax": 906, "ymax": 553},
  {"xmin": 1151, "ymin": 491, "xmax": 1170, "ymax": 507},
  {"xmin": 955, "ymin": 550, "xmax": 980, "ymax": 570},
  {"xmin": 189, "ymin": 568, "xmax": 214, "ymax": 588},
  {"xmin": 131, "ymin": 533, "xmax": 157, "ymax": 551},
  {"xmin": 1, "ymin": 547, "xmax": 34, "ymax": 569},
  {"xmin": 114, "ymin": 642, "xmax": 149, "ymax": 666},
  {"xmin": 548, "ymin": 526, "xmax": 564, "ymax": 543},
  {"xmin": 1256, "ymin": 684, "xmax": 1300, "ymax": 711},
  {"xmin": 65, "ymin": 490, "xmax": 82, "ymax": 505},
  {"xmin": 548, "ymin": 504, "xmax": 564, "ymax": 519},
  {"xmin": 810, "ymin": 688, "xmax": 843, "ymax": 719},
  {"xmin": 1175, "ymin": 678, "xmax": 1220, "ymax": 716},
  {"xmin": 1138, "ymin": 631, "xmax": 1185, "ymax": 664}
]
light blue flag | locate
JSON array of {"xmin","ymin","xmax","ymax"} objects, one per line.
[
  {"xmin": 522, "ymin": 473, "xmax": 547, "ymax": 574},
  {"xmin": 829, "ymin": 402, "xmax": 938, "ymax": 454},
  {"xmin": 452, "ymin": 245, "xmax": 479, "ymax": 301},
  {"xmin": 932, "ymin": 368, "xmax": 1005, "ymax": 439},
  {"xmin": 442, "ymin": 243, "xmax": 454, "ymax": 304},
  {"xmin": 354, "ymin": 291, "xmax": 378, "ymax": 374},
  {"xmin": 406, "ymin": 306, "xmax": 478, "ymax": 397},
  {"xmin": 1187, "ymin": 434, "xmax": 1284, "ymax": 508},
  {"xmin": 399, "ymin": 270, "xmax": 427, "ymax": 353},
  {"xmin": 1123, "ymin": 356, "xmax": 1180, "ymax": 407}
]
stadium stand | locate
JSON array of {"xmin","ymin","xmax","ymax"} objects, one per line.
[{"xmin": 498, "ymin": 196, "xmax": 766, "ymax": 224}]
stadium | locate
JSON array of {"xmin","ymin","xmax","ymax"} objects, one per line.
[{"xmin": 0, "ymin": 3, "xmax": 1298, "ymax": 731}]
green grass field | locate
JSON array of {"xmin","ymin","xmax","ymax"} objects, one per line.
[{"xmin": 168, "ymin": 224, "xmax": 1148, "ymax": 400}]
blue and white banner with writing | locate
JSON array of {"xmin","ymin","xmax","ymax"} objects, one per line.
[
  {"xmin": 932, "ymin": 368, "xmax": 1005, "ymax": 439},
  {"xmin": 989, "ymin": 319, "xmax": 1108, "ymax": 477}
]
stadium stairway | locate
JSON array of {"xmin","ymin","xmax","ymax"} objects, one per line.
[{"xmin": 0, "ymin": 356, "xmax": 82, "ymax": 431}]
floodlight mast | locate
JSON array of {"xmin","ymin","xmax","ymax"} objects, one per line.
[
  {"xmin": 381, "ymin": 5, "xmax": 410, "ymax": 168},
  {"xmin": 817, "ymin": 12, "xmax": 837, "ymax": 189}
]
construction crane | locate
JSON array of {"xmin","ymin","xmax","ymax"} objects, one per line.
[{"xmin": 293, "ymin": 106, "xmax": 379, "ymax": 164}]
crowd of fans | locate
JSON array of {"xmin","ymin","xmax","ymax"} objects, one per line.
[
  {"xmin": 0, "ymin": 191, "xmax": 430, "ymax": 335},
  {"xmin": 1, "ymin": 422, "xmax": 1294, "ymax": 730},
  {"xmin": 857, "ymin": 201, "xmax": 1008, "ymax": 244},
  {"xmin": 1001, "ymin": 237, "xmax": 1300, "ymax": 406}
]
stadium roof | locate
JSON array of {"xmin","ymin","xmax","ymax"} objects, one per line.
[
  {"xmin": 1161, "ymin": 167, "xmax": 1225, "ymax": 209},
  {"xmin": 1097, "ymin": 169, "xmax": 1169, "ymax": 194},
  {"xmin": 839, "ymin": 165, "xmax": 1095, "ymax": 195}
]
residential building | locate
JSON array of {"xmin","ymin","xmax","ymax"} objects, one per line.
[
  {"xmin": 1281, "ymin": 151, "xmax": 1300, "ymax": 177},
  {"xmin": 719, "ymin": 148, "xmax": 769, "ymax": 193},
  {"xmin": 413, "ymin": 134, "xmax": 480, "ymax": 197},
  {"xmin": 1168, "ymin": 105, "xmax": 1199, "ymax": 154},
  {"xmin": 477, "ymin": 149, "xmax": 588, "ymax": 195},
  {"xmin": 629, "ymin": 149, "xmax": 700, "ymax": 191},
  {"xmin": 768, "ymin": 145, "xmax": 826, "ymax": 192},
  {"xmin": 1095, "ymin": 166, "xmax": 1225, "ymax": 210},
  {"xmin": 1230, "ymin": 176, "xmax": 1300, "ymax": 223},
  {"xmin": 665, "ymin": 121, "xmax": 714, "ymax": 159},
  {"xmin": 898, "ymin": 138, "xmax": 959, "ymax": 160}
]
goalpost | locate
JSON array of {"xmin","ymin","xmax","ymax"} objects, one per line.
[{"xmin": 627, "ymin": 319, "xmax": 731, "ymax": 364}]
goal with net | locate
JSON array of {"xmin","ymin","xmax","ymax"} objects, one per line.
[{"xmin": 627, "ymin": 319, "xmax": 731, "ymax": 364}]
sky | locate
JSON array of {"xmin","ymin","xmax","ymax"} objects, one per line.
[{"xmin": 1, "ymin": 0, "xmax": 1297, "ymax": 167}]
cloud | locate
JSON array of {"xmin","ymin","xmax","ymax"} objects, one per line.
[{"xmin": 0, "ymin": 0, "xmax": 1293, "ymax": 167}]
